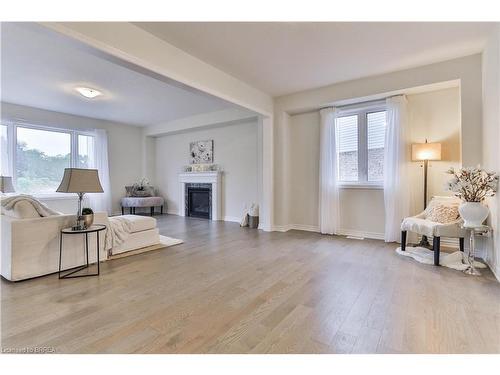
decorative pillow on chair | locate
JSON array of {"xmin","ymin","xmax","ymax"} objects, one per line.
[{"xmin": 425, "ymin": 200, "xmax": 460, "ymax": 224}]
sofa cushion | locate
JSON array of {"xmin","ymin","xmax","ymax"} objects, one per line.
[{"xmin": 119, "ymin": 214, "xmax": 157, "ymax": 233}]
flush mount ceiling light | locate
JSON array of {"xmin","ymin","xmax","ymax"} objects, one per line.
[{"xmin": 75, "ymin": 87, "xmax": 103, "ymax": 99}]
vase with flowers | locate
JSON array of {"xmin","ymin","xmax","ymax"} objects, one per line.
[{"xmin": 445, "ymin": 166, "xmax": 499, "ymax": 227}]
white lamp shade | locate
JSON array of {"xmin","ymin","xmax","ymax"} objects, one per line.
[
  {"xmin": 56, "ymin": 168, "xmax": 103, "ymax": 193},
  {"xmin": 411, "ymin": 142, "xmax": 442, "ymax": 161},
  {"xmin": 0, "ymin": 176, "xmax": 15, "ymax": 193}
]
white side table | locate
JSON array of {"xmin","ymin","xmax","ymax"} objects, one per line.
[{"xmin": 462, "ymin": 224, "xmax": 490, "ymax": 276}]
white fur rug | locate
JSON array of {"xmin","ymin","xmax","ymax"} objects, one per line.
[{"xmin": 395, "ymin": 246, "xmax": 486, "ymax": 271}]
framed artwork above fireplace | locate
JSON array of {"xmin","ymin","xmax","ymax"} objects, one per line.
[{"xmin": 190, "ymin": 140, "xmax": 213, "ymax": 164}]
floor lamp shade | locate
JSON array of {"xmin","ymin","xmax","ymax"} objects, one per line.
[
  {"xmin": 411, "ymin": 142, "xmax": 442, "ymax": 161},
  {"xmin": 56, "ymin": 168, "xmax": 104, "ymax": 194},
  {"xmin": 0, "ymin": 176, "xmax": 15, "ymax": 193}
]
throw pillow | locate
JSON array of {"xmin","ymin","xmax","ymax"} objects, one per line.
[
  {"xmin": 125, "ymin": 186, "xmax": 134, "ymax": 197},
  {"xmin": 425, "ymin": 200, "xmax": 459, "ymax": 224},
  {"xmin": 132, "ymin": 186, "xmax": 154, "ymax": 197}
]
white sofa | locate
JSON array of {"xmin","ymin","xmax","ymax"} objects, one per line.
[{"xmin": 1, "ymin": 212, "xmax": 160, "ymax": 281}]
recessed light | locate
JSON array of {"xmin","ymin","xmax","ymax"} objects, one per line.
[{"xmin": 75, "ymin": 87, "xmax": 102, "ymax": 99}]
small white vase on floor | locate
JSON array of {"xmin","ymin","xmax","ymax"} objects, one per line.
[{"xmin": 459, "ymin": 202, "xmax": 489, "ymax": 227}]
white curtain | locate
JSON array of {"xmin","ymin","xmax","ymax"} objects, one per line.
[
  {"xmin": 384, "ymin": 95, "xmax": 411, "ymax": 242},
  {"xmin": 319, "ymin": 107, "xmax": 340, "ymax": 235},
  {"xmin": 1, "ymin": 124, "xmax": 12, "ymax": 177},
  {"xmin": 86, "ymin": 129, "xmax": 112, "ymax": 214}
]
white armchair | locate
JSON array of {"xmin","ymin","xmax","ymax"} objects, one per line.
[{"xmin": 401, "ymin": 196, "xmax": 467, "ymax": 266}]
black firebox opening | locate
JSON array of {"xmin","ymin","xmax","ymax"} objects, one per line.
[{"xmin": 185, "ymin": 183, "xmax": 212, "ymax": 219}]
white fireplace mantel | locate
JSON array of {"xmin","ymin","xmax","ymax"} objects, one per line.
[{"xmin": 178, "ymin": 171, "xmax": 222, "ymax": 220}]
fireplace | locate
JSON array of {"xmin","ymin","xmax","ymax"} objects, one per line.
[
  {"xmin": 185, "ymin": 183, "xmax": 212, "ymax": 219},
  {"xmin": 179, "ymin": 171, "xmax": 221, "ymax": 221}
]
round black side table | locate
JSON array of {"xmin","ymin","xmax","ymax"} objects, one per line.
[{"xmin": 59, "ymin": 224, "xmax": 107, "ymax": 279}]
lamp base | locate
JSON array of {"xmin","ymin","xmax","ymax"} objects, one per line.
[{"xmin": 72, "ymin": 215, "xmax": 85, "ymax": 231}]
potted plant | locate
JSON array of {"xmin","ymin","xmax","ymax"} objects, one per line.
[
  {"xmin": 81, "ymin": 207, "xmax": 94, "ymax": 229},
  {"xmin": 445, "ymin": 166, "xmax": 498, "ymax": 227}
]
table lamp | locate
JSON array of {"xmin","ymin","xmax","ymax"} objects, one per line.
[
  {"xmin": 57, "ymin": 168, "xmax": 103, "ymax": 230},
  {"xmin": 0, "ymin": 176, "xmax": 15, "ymax": 193},
  {"xmin": 411, "ymin": 140, "xmax": 442, "ymax": 246}
]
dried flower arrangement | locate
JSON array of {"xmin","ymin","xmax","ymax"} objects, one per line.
[
  {"xmin": 133, "ymin": 177, "xmax": 150, "ymax": 191},
  {"xmin": 445, "ymin": 167, "xmax": 498, "ymax": 202}
]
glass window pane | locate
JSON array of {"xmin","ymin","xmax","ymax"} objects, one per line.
[
  {"xmin": 336, "ymin": 115, "xmax": 358, "ymax": 182},
  {"xmin": 367, "ymin": 111, "xmax": 386, "ymax": 182},
  {"xmin": 1, "ymin": 125, "xmax": 9, "ymax": 176},
  {"xmin": 78, "ymin": 134, "xmax": 95, "ymax": 168},
  {"xmin": 16, "ymin": 127, "xmax": 71, "ymax": 194}
]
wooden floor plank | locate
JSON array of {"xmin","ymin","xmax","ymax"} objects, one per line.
[{"xmin": 1, "ymin": 214, "xmax": 499, "ymax": 353}]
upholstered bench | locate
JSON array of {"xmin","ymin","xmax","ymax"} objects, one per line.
[{"xmin": 121, "ymin": 196, "xmax": 165, "ymax": 216}]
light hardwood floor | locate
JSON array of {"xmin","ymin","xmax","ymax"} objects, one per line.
[{"xmin": 1, "ymin": 215, "xmax": 500, "ymax": 353}]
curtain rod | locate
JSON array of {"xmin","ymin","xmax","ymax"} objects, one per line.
[
  {"xmin": 320, "ymin": 94, "xmax": 403, "ymax": 111},
  {"xmin": 320, "ymin": 98, "xmax": 385, "ymax": 112}
]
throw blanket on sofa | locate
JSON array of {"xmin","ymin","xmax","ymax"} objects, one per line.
[
  {"xmin": 1, "ymin": 194, "xmax": 61, "ymax": 217},
  {"xmin": 105, "ymin": 216, "xmax": 133, "ymax": 253}
]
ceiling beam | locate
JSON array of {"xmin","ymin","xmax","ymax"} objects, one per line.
[{"xmin": 40, "ymin": 22, "xmax": 273, "ymax": 117}]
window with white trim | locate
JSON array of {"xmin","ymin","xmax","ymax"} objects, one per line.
[
  {"xmin": 336, "ymin": 106, "xmax": 386, "ymax": 186},
  {"xmin": 2, "ymin": 122, "xmax": 95, "ymax": 195}
]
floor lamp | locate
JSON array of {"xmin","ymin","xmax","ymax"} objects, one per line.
[{"xmin": 411, "ymin": 140, "xmax": 442, "ymax": 247}]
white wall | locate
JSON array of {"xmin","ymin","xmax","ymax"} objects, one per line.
[
  {"xmin": 274, "ymin": 55, "xmax": 482, "ymax": 228},
  {"xmin": 1, "ymin": 102, "xmax": 144, "ymax": 214},
  {"xmin": 481, "ymin": 25, "xmax": 500, "ymax": 280},
  {"xmin": 286, "ymin": 87, "xmax": 461, "ymax": 238},
  {"xmin": 155, "ymin": 120, "xmax": 259, "ymax": 221},
  {"xmin": 407, "ymin": 87, "xmax": 462, "ymax": 214}
]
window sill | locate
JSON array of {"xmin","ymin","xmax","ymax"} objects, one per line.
[{"xmin": 339, "ymin": 183, "xmax": 383, "ymax": 190}]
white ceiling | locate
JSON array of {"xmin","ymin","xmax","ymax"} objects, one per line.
[
  {"xmin": 1, "ymin": 23, "xmax": 234, "ymax": 127},
  {"xmin": 135, "ymin": 22, "xmax": 496, "ymax": 96}
]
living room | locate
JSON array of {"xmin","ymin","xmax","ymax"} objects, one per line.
[{"xmin": 1, "ymin": 1, "xmax": 500, "ymax": 372}]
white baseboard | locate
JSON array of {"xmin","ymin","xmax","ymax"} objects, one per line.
[
  {"xmin": 486, "ymin": 261, "xmax": 500, "ymax": 282},
  {"xmin": 440, "ymin": 238, "xmax": 460, "ymax": 249},
  {"xmin": 291, "ymin": 224, "xmax": 320, "ymax": 232},
  {"xmin": 271, "ymin": 224, "xmax": 320, "ymax": 233},
  {"xmin": 223, "ymin": 216, "xmax": 241, "ymax": 223},
  {"xmin": 165, "ymin": 211, "xmax": 242, "ymax": 224},
  {"xmin": 270, "ymin": 224, "xmax": 385, "ymax": 241},
  {"xmin": 337, "ymin": 229, "xmax": 385, "ymax": 240}
]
